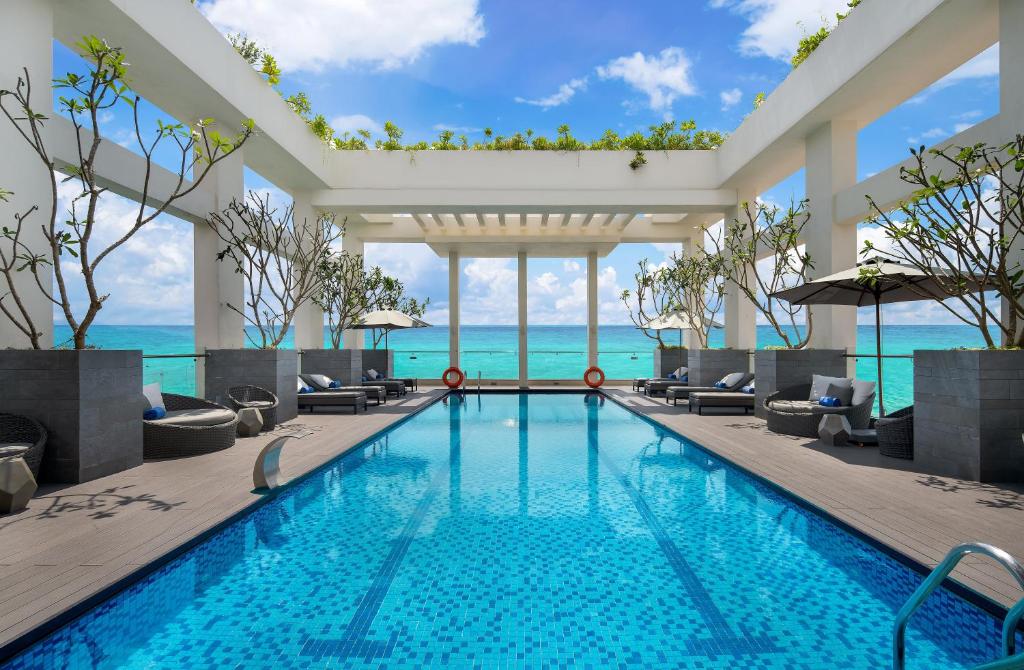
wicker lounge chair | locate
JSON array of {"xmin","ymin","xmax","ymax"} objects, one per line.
[
  {"xmin": 689, "ymin": 391, "xmax": 755, "ymax": 415},
  {"xmin": 877, "ymin": 406, "xmax": 914, "ymax": 459},
  {"xmin": 0, "ymin": 413, "xmax": 47, "ymax": 479},
  {"xmin": 763, "ymin": 382, "xmax": 875, "ymax": 438},
  {"xmin": 300, "ymin": 374, "xmax": 385, "ymax": 405},
  {"xmin": 227, "ymin": 385, "xmax": 279, "ymax": 430},
  {"xmin": 666, "ymin": 372, "xmax": 754, "ymax": 406},
  {"xmin": 143, "ymin": 393, "xmax": 238, "ymax": 459},
  {"xmin": 298, "ymin": 390, "xmax": 367, "ymax": 414}
]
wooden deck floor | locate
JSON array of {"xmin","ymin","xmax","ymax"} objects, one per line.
[
  {"xmin": 604, "ymin": 389, "xmax": 1024, "ymax": 610},
  {"xmin": 2, "ymin": 385, "xmax": 1023, "ymax": 658},
  {"xmin": 0, "ymin": 390, "xmax": 444, "ymax": 656}
]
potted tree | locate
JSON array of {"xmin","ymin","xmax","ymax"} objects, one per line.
[
  {"xmin": 0, "ymin": 37, "xmax": 251, "ymax": 482},
  {"xmin": 864, "ymin": 139, "xmax": 1024, "ymax": 481},
  {"xmin": 203, "ymin": 192, "xmax": 341, "ymax": 423},
  {"xmin": 305, "ymin": 252, "xmax": 428, "ymax": 382},
  {"xmin": 663, "ymin": 248, "xmax": 743, "ymax": 386},
  {"xmin": 620, "ymin": 259, "xmax": 687, "ymax": 378},
  {"xmin": 712, "ymin": 199, "xmax": 847, "ymax": 415}
]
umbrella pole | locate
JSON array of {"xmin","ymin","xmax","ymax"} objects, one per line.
[{"xmin": 875, "ymin": 294, "xmax": 885, "ymax": 417}]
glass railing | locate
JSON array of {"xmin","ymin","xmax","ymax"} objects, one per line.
[{"xmin": 142, "ymin": 354, "xmax": 200, "ymax": 396}]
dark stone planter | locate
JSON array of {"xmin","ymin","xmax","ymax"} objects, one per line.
[
  {"xmin": 204, "ymin": 349, "xmax": 299, "ymax": 424},
  {"xmin": 914, "ymin": 350, "xmax": 1024, "ymax": 482},
  {"xmin": 653, "ymin": 348, "xmax": 687, "ymax": 378},
  {"xmin": 0, "ymin": 349, "xmax": 143, "ymax": 484},
  {"xmin": 300, "ymin": 349, "xmax": 363, "ymax": 386},
  {"xmin": 754, "ymin": 349, "xmax": 847, "ymax": 418},
  {"xmin": 687, "ymin": 349, "xmax": 750, "ymax": 387},
  {"xmin": 360, "ymin": 349, "xmax": 395, "ymax": 379}
]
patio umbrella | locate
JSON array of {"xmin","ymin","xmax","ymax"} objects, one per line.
[
  {"xmin": 770, "ymin": 257, "xmax": 981, "ymax": 416},
  {"xmin": 641, "ymin": 308, "xmax": 723, "ymax": 348},
  {"xmin": 350, "ymin": 309, "xmax": 431, "ymax": 350}
]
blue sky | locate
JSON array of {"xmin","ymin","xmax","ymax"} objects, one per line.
[{"xmin": 49, "ymin": 0, "xmax": 1000, "ymax": 327}]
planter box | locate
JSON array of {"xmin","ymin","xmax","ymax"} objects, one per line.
[
  {"xmin": 360, "ymin": 349, "xmax": 394, "ymax": 379},
  {"xmin": 653, "ymin": 348, "xmax": 687, "ymax": 378},
  {"xmin": 204, "ymin": 349, "xmax": 299, "ymax": 424},
  {"xmin": 687, "ymin": 349, "xmax": 750, "ymax": 387},
  {"xmin": 0, "ymin": 349, "xmax": 143, "ymax": 483},
  {"xmin": 300, "ymin": 349, "xmax": 363, "ymax": 386},
  {"xmin": 914, "ymin": 350, "xmax": 1024, "ymax": 482},
  {"xmin": 754, "ymin": 349, "xmax": 847, "ymax": 418}
]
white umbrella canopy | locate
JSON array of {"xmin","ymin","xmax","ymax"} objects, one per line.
[
  {"xmin": 770, "ymin": 257, "xmax": 983, "ymax": 416},
  {"xmin": 350, "ymin": 309, "xmax": 431, "ymax": 349},
  {"xmin": 641, "ymin": 309, "xmax": 723, "ymax": 348}
]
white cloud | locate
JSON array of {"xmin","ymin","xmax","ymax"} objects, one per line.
[
  {"xmin": 534, "ymin": 272, "xmax": 560, "ymax": 294},
  {"xmin": 906, "ymin": 127, "xmax": 947, "ymax": 145},
  {"xmin": 934, "ymin": 45, "xmax": 999, "ymax": 89},
  {"xmin": 330, "ymin": 114, "xmax": 383, "ymax": 136},
  {"xmin": 200, "ymin": 0, "xmax": 486, "ymax": 72},
  {"xmin": 953, "ymin": 122, "xmax": 975, "ymax": 134},
  {"xmin": 712, "ymin": 0, "xmax": 850, "ymax": 61},
  {"xmin": 562, "ymin": 260, "xmax": 581, "ymax": 273},
  {"xmin": 596, "ymin": 47, "xmax": 697, "ymax": 113},
  {"xmin": 720, "ymin": 87, "xmax": 743, "ymax": 110},
  {"xmin": 432, "ymin": 123, "xmax": 483, "ymax": 134},
  {"xmin": 514, "ymin": 77, "xmax": 588, "ymax": 109},
  {"xmin": 460, "ymin": 258, "xmax": 518, "ymax": 325}
]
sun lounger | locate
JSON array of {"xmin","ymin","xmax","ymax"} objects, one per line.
[{"xmin": 665, "ymin": 372, "xmax": 754, "ymax": 405}]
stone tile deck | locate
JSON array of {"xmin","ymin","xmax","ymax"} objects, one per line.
[
  {"xmin": 2, "ymin": 385, "xmax": 1023, "ymax": 658},
  {"xmin": 0, "ymin": 390, "xmax": 444, "ymax": 655},
  {"xmin": 604, "ymin": 389, "xmax": 1024, "ymax": 610}
]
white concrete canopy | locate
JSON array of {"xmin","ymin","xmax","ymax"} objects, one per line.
[{"xmin": 1, "ymin": 0, "xmax": 1020, "ymax": 383}]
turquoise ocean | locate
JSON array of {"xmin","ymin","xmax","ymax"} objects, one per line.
[{"xmin": 55, "ymin": 324, "xmax": 986, "ymax": 412}]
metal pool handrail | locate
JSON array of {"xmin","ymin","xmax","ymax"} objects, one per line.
[{"xmin": 893, "ymin": 542, "xmax": 1024, "ymax": 670}]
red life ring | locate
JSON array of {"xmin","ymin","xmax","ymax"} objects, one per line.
[
  {"xmin": 583, "ymin": 366, "xmax": 605, "ymax": 389},
  {"xmin": 442, "ymin": 367, "xmax": 465, "ymax": 389}
]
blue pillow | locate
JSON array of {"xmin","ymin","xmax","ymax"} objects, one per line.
[
  {"xmin": 740, "ymin": 385, "xmax": 754, "ymax": 394},
  {"xmin": 299, "ymin": 385, "xmax": 315, "ymax": 394},
  {"xmin": 361, "ymin": 375, "xmax": 368, "ymax": 382},
  {"xmin": 668, "ymin": 373, "xmax": 676, "ymax": 380},
  {"xmin": 143, "ymin": 406, "xmax": 166, "ymax": 421},
  {"xmin": 714, "ymin": 382, "xmax": 727, "ymax": 389},
  {"xmin": 818, "ymin": 396, "xmax": 841, "ymax": 407},
  {"xmin": 328, "ymin": 380, "xmax": 341, "ymax": 388},
  {"xmin": 680, "ymin": 375, "xmax": 687, "ymax": 383}
]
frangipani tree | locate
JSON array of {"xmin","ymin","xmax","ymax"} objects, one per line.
[
  {"xmin": 313, "ymin": 253, "xmax": 429, "ymax": 349},
  {"xmin": 709, "ymin": 199, "xmax": 815, "ymax": 349},
  {"xmin": 620, "ymin": 258, "xmax": 674, "ymax": 348},
  {"xmin": 863, "ymin": 139, "xmax": 1024, "ymax": 348},
  {"xmin": 0, "ymin": 36, "xmax": 253, "ymax": 349},
  {"xmin": 206, "ymin": 192, "xmax": 342, "ymax": 348}
]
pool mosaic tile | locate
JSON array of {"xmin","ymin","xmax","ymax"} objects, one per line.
[{"xmin": 3, "ymin": 393, "xmax": 1021, "ymax": 669}]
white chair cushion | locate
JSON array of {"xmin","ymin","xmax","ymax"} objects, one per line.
[
  {"xmin": 307, "ymin": 374, "xmax": 333, "ymax": 389},
  {"xmin": 809, "ymin": 375, "xmax": 851, "ymax": 401},
  {"xmin": 720, "ymin": 372, "xmax": 746, "ymax": 388},
  {"xmin": 851, "ymin": 379, "xmax": 877, "ymax": 406},
  {"xmin": 148, "ymin": 408, "xmax": 236, "ymax": 427},
  {"xmin": 142, "ymin": 382, "xmax": 163, "ymax": 409},
  {"xmin": 296, "ymin": 377, "xmax": 306, "ymax": 392},
  {"xmin": 366, "ymin": 368, "xmax": 380, "ymax": 380},
  {"xmin": 672, "ymin": 366, "xmax": 688, "ymax": 378}
]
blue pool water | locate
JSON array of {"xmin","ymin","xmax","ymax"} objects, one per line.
[{"xmin": 3, "ymin": 393, "xmax": 1016, "ymax": 669}]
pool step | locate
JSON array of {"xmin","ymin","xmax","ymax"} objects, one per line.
[{"xmin": 892, "ymin": 542, "xmax": 1024, "ymax": 670}]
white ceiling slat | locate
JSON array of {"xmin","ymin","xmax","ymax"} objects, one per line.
[
  {"xmin": 561, "ymin": 213, "xmax": 574, "ymax": 227},
  {"xmin": 541, "ymin": 213, "xmax": 550, "ymax": 227},
  {"xmin": 581, "ymin": 213, "xmax": 597, "ymax": 227},
  {"xmin": 456, "ymin": 213, "xmax": 472, "ymax": 227},
  {"xmin": 413, "ymin": 213, "xmax": 432, "ymax": 229}
]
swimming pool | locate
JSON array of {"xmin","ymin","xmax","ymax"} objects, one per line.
[{"xmin": 2, "ymin": 392, "xmax": 1018, "ymax": 669}]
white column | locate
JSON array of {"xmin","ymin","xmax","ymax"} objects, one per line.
[
  {"xmin": 341, "ymin": 234, "xmax": 364, "ymax": 350},
  {"xmin": 805, "ymin": 120, "xmax": 858, "ymax": 370},
  {"xmin": 194, "ymin": 147, "xmax": 245, "ymax": 393},
  {"xmin": 722, "ymin": 202, "xmax": 758, "ymax": 357},
  {"xmin": 587, "ymin": 252, "xmax": 598, "ymax": 367},
  {"xmin": 449, "ymin": 251, "xmax": 460, "ymax": 368},
  {"xmin": 680, "ymin": 237, "xmax": 702, "ymax": 350},
  {"xmin": 0, "ymin": 0, "xmax": 54, "ymax": 349},
  {"xmin": 1001, "ymin": 0, "xmax": 1024, "ymax": 345},
  {"xmin": 291, "ymin": 191, "xmax": 324, "ymax": 351},
  {"xmin": 518, "ymin": 251, "xmax": 528, "ymax": 387}
]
